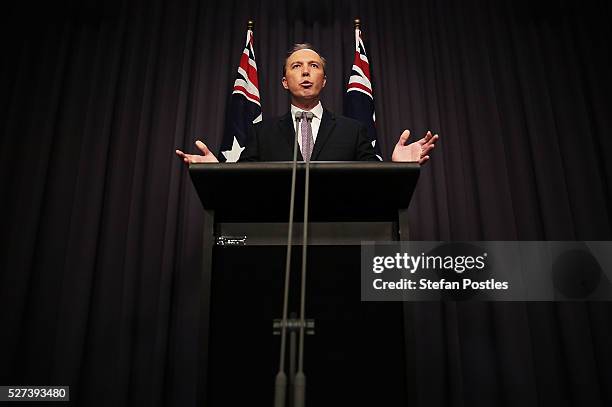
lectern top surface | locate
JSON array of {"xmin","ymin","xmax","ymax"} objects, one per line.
[{"xmin": 189, "ymin": 161, "xmax": 420, "ymax": 222}]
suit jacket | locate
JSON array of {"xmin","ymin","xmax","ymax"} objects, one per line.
[{"xmin": 239, "ymin": 109, "xmax": 380, "ymax": 162}]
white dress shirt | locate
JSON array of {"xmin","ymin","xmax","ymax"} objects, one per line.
[{"xmin": 290, "ymin": 101, "xmax": 323, "ymax": 153}]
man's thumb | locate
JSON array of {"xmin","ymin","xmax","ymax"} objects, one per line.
[
  {"xmin": 398, "ymin": 130, "xmax": 410, "ymax": 146},
  {"xmin": 195, "ymin": 140, "xmax": 210, "ymax": 154}
]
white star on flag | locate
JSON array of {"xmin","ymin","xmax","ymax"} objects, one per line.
[
  {"xmin": 222, "ymin": 137, "xmax": 245, "ymax": 162},
  {"xmin": 372, "ymin": 140, "xmax": 382, "ymax": 161}
]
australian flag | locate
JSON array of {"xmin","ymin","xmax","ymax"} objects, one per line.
[
  {"xmin": 219, "ymin": 26, "xmax": 262, "ymax": 162},
  {"xmin": 344, "ymin": 24, "xmax": 382, "ymax": 160}
]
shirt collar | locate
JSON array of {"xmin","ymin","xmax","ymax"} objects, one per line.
[{"xmin": 290, "ymin": 101, "xmax": 323, "ymax": 120}]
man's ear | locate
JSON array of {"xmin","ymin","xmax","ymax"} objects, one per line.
[
  {"xmin": 282, "ymin": 76, "xmax": 288, "ymax": 90},
  {"xmin": 322, "ymin": 75, "xmax": 327, "ymax": 88}
]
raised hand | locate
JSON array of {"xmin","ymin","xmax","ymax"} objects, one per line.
[
  {"xmin": 175, "ymin": 140, "xmax": 219, "ymax": 164},
  {"xmin": 391, "ymin": 130, "xmax": 438, "ymax": 164}
]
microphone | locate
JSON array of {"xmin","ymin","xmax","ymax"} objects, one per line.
[
  {"xmin": 275, "ymin": 110, "xmax": 315, "ymax": 407},
  {"xmin": 274, "ymin": 111, "xmax": 303, "ymax": 407},
  {"xmin": 295, "ymin": 110, "xmax": 313, "ymax": 407}
]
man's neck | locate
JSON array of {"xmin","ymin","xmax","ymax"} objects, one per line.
[{"xmin": 291, "ymin": 98, "xmax": 320, "ymax": 111}]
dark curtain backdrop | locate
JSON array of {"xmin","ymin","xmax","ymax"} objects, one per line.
[{"xmin": 1, "ymin": 0, "xmax": 612, "ymax": 406}]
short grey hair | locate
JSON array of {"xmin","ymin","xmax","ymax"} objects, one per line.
[{"xmin": 283, "ymin": 43, "xmax": 327, "ymax": 76}]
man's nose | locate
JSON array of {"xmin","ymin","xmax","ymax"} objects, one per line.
[{"xmin": 301, "ymin": 66, "xmax": 310, "ymax": 76}]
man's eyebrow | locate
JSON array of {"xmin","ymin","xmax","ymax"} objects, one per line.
[{"xmin": 293, "ymin": 60, "xmax": 320, "ymax": 65}]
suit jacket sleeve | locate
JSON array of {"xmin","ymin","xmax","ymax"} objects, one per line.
[
  {"xmin": 355, "ymin": 122, "xmax": 381, "ymax": 161},
  {"xmin": 238, "ymin": 124, "xmax": 259, "ymax": 162}
]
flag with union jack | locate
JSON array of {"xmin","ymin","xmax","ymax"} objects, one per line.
[
  {"xmin": 344, "ymin": 23, "xmax": 382, "ymax": 160},
  {"xmin": 219, "ymin": 26, "xmax": 262, "ymax": 162}
]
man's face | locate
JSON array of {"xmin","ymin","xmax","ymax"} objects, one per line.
[{"xmin": 282, "ymin": 49, "xmax": 326, "ymax": 103}]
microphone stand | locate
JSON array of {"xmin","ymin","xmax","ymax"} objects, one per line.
[
  {"xmin": 274, "ymin": 112, "xmax": 315, "ymax": 407},
  {"xmin": 294, "ymin": 112, "xmax": 313, "ymax": 407},
  {"xmin": 273, "ymin": 112, "xmax": 303, "ymax": 407}
]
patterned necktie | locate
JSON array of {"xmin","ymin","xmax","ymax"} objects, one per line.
[{"xmin": 300, "ymin": 111, "xmax": 314, "ymax": 161}]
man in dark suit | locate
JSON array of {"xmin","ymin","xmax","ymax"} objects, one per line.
[
  {"xmin": 239, "ymin": 108, "xmax": 380, "ymax": 162},
  {"xmin": 176, "ymin": 44, "xmax": 438, "ymax": 164}
]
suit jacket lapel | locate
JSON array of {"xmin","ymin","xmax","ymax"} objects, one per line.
[
  {"xmin": 311, "ymin": 109, "xmax": 335, "ymax": 161},
  {"xmin": 279, "ymin": 112, "xmax": 304, "ymax": 161}
]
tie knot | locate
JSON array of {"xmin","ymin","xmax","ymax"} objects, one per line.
[{"xmin": 301, "ymin": 111, "xmax": 314, "ymax": 120}]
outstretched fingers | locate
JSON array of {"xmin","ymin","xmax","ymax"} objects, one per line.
[
  {"xmin": 175, "ymin": 149, "xmax": 188, "ymax": 162},
  {"xmin": 418, "ymin": 131, "xmax": 432, "ymax": 145},
  {"xmin": 423, "ymin": 132, "xmax": 438, "ymax": 148},
  {"xmin": 175, "ymin": 149, "xmax": 196, "ymax": 164},
  {"xmin": 423, "ymin": 142, "xmax": 435, "ymax": 155},
  {"xmin": 419, "ymin": 132, "xmax": 439, "ymax": 164}
]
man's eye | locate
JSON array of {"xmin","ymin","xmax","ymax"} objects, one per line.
[
  {"xmin": 292, "ymin": 64, "xmax": 300, "ymax": 69},
  {"xmin": 311, "ymin": 64, "xmax": 319, "ymax": 68}
]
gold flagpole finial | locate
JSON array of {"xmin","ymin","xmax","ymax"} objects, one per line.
[
  {"xmin": 247, "ymin": 20, "xmax": 254, "ymax": 31},
  {"xmin": 354, "ymin": 18, "xmax": 361, "ymax": 29}
]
